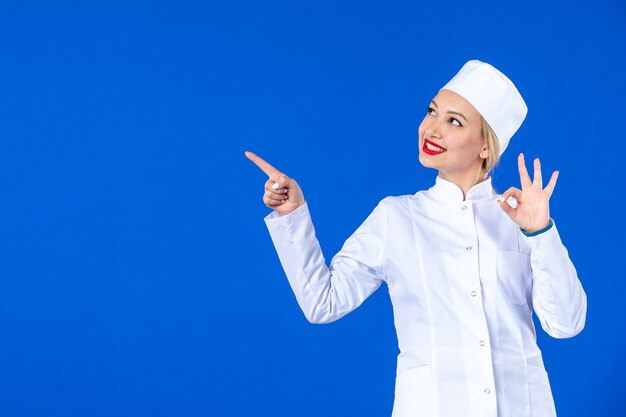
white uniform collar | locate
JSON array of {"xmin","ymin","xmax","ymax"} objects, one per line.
[{"xmin": 424, "ymin": 175, "xmax": 495, "ymax": 202}]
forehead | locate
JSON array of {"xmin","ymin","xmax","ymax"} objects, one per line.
[{"xmin": 432, "ymin": 89, "xmax": 481, "ymax": 122}]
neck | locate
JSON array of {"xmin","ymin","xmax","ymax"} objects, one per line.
[{"xmin": 438, "ymin": 169, "xmax": 487, "ymax": 200}]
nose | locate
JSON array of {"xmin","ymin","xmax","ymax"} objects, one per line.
[{"xmin": 424, "ymin": 118, "xmax": 442, "ymax": 140}]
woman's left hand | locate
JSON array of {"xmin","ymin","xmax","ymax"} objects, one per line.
[{"xmin": 499, "ymin": 153, "xmax": 559, "ymax": 233}]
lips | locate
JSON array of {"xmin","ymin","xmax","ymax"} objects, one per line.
[{"xmin": 422, "ymin": 138, "xmax": 447, "ymax": 155}]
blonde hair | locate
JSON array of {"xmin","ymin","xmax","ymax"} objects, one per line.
[{"xmin": 481, "ymin": 117, "xmax": 500, "ymax": 176}]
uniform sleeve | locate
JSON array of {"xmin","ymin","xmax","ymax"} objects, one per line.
[
  {"xmin": 521, "ymin": 219, "xmax": 587, "ymax": 338},
  {"xmin": 264, "ymin": 199, "xmax": 388, "ymax": 324}
]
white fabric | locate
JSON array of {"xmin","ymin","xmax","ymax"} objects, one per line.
[
  {"xmin": 264, "ymin": 176, "xmax": 586, "ymax": 417},
  {"xmin": 441, "ymin": 60, "xmax": 528, "ymax": 156}
]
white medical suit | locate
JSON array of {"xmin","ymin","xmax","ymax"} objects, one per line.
[{"xmin": 264, "ymin": 176, "xmax": 586, "ymax": 417}]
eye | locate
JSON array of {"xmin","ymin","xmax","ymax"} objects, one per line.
[
  {"xmin": 449, "ymin": 117, "xmax": 462, "ymax": 127},
  {"xmin": 427, "ymin": 106, "xmax": 437, "ymax": 116}
]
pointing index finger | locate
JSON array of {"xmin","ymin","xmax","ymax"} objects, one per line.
[{"xmin": 245, "ymin": 151, "xmax": 279, "ymax": 177}]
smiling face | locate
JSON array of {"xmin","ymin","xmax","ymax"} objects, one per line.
[{"xmin": 418, "ymin": 89, "xmax": 489, "ymax": 184}]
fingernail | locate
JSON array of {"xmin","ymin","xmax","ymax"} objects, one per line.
[{"xmin": 272, "ymin": 182, "xmax": 280, "ymax": 190}]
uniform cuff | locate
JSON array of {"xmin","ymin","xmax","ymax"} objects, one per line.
[
  {"xmin": 520, "ymin": 219, "xmax": 554, "ymax": 237},
  {"xmin": 264, "ymin": 201, "xmax": 309, "ymax": 223}
]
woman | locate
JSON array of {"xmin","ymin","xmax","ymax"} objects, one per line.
[{"xmin": 245, "ymin": 60, "xmax": 586, "ymax": 417}]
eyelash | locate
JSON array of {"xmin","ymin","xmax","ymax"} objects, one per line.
[
  {"xmin": 426, "ymin": 107, "xmax": 463, "ymax": 127},
  {"xmin": 449, "ymin": 117, "xmax": 462, "ymax": 127}
]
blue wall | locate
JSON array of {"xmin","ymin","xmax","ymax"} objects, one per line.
[{"xmin": 0, "ymin": 0, "xmax": 624, "ymax": 415}]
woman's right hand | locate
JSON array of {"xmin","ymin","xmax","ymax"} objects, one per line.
[{"xmin": 245, "ymin": 151, "xmax": 306, "ymax": 216}]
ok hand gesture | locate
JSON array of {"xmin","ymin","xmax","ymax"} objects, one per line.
[
  {"xmin": 499, "ymin": 153, "xmax": 559, "ymax": 233},
  {"xmin": 245, "ymin": 151, "xmax": 306, "ymax": 216}
]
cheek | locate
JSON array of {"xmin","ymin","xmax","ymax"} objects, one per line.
[{"xmin": 450, "ymin": 132, "xmax": 481, "ymax": 153}]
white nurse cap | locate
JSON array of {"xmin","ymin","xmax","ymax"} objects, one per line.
[{"xmin": 441, "ymin": 60, "xmax": 528, "ymax": 156}]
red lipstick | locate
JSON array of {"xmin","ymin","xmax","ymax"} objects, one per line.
[{"xmin": 422, "ymin": 138, "xmax": 447, "ymax": 155}]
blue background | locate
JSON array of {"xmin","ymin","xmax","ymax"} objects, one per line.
[{"xmin": 0, "ymin": 0, "xmax": 624, "ymax": 415}]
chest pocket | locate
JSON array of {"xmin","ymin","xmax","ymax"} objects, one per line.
[{"xmin": 497, "ymin": 250, "xmax": 531, "ymax": 305}]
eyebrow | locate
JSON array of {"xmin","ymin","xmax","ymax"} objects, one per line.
[{"xmin": 431, "ymin": 100, "xmax": 468, "ymax": 122}]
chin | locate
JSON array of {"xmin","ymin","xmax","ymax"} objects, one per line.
[{"xmin": 418, "ymin": 152, "xmax": 439, "ymax": 170}]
